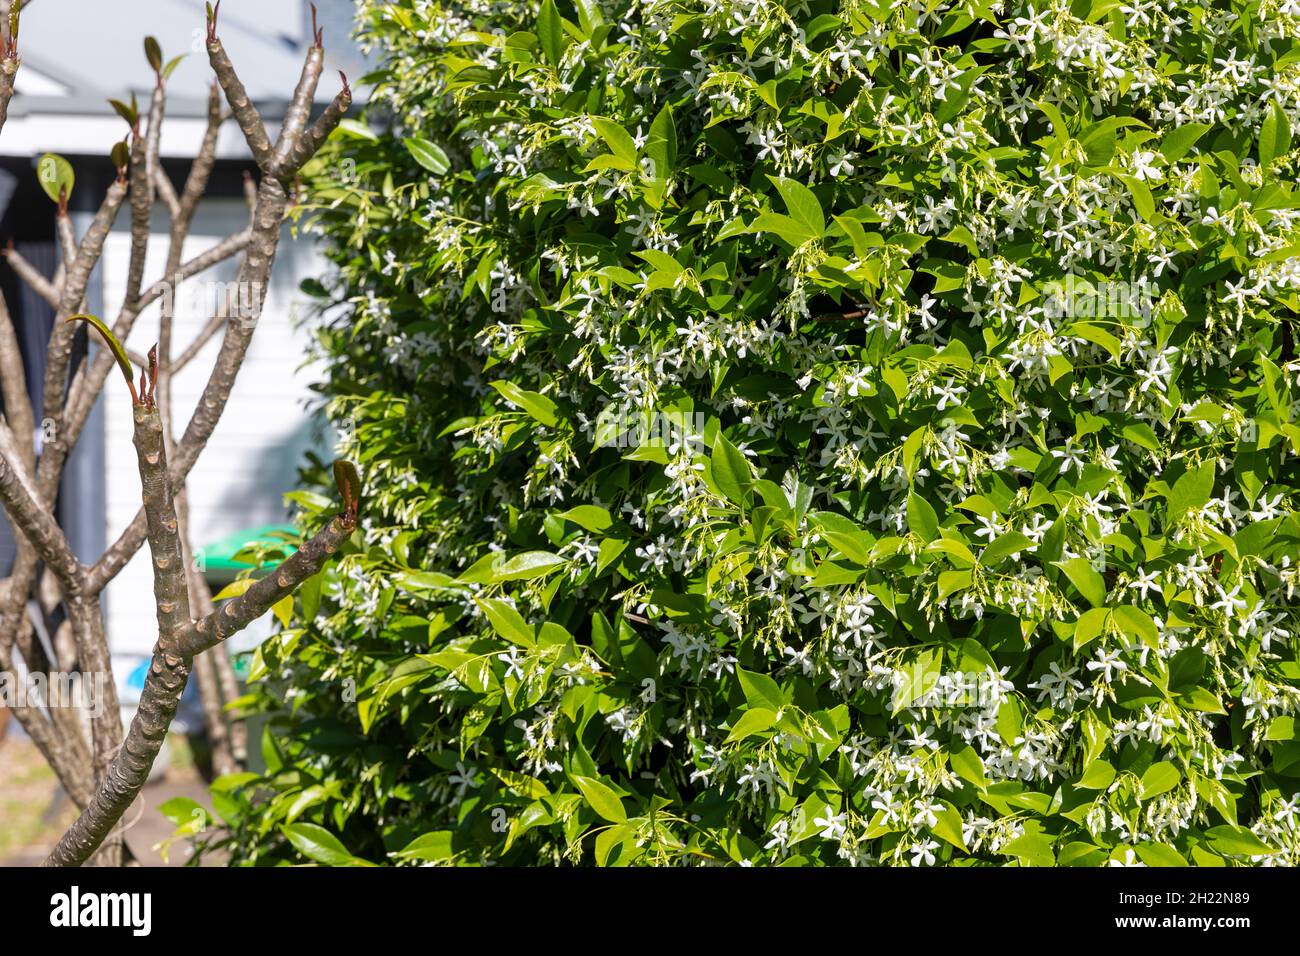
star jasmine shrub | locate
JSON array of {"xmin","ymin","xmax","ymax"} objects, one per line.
[{"xmin": 204, "ymin": 0, "xmax": 1300, "ymax": 867}]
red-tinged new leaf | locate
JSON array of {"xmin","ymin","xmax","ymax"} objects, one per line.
[{"xmin": 333, "ymin": 459, "xmax": 361, "ymax": 516}]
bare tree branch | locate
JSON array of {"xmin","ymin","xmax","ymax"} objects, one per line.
[
  {"xmin": 176, "ymin": 84, "xmax": 225, "ymax": 233},
  {"xmin": 151, "ymin": 81, "xmax": 248, "ymax": 776},
  {"xmin": 277, "ymin": 75, "xmax": 352, "ymax": 182},
  {"xmin": 122, "ymin": 98, "xmax": 154, "ymax": 311},
  {"xmin": 152, "ymin": 167, "xmax": 180, "ymax": 220},
  {"xmin": 42, "ymin": 637, "xmax": 188, "ymax": 867},
  {"xmin": 0, "ymin": 293, "xmax": 36, "ymax": 467},
  {"xmin": 270, "ymin": 44, "xmax": 324, "ymax": 174},
  {"xmin": 133, "ymin": 394, "xmax": 192, "ymax": 639},
  {"xmin": 213, "ymin": 638, "xmax": 247, "ymax": 763},
  {"xmin": 243, "ymin": 168, "xmax": 257, "ymax": 212},
  {"xmin": 45, "ymin": 507, "xmax": 356, "ymax": 867},
  {"xmin": 206, "ymin": 4, "xmax": 273, "ymax": 170},
  {"xmin": 179, "ymin": 512, "xmax": 355, "ymax": 659},
  {"xmin": 55, "ymin": 214, "xmax": 76, "ymax": 272},
  {"xmin": 53, "ymin": 227, "xmax": 252, "ymax": 497},
  {"xmin": 0, "ymin": 48, "xmax": 17, "ymax": 133},
  {"xmin": 90, "ymin": 176, "xmax": 291, "ymax": 593},
  {"xmin": 3, "ymin": 244, "xmax": 61, "ymax": 309},
  {"xmin": 35, "ymin": 179, "xmax": 129, "ymax": 499},
  {"xmin": 0, "ymin": 1, "xmax": 363, "ymax": 868},
  {"xmin": 0, "ymin": 423, "xmax": 81, "ymax": 591}
]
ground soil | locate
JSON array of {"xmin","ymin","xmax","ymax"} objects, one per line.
[{"xmin": 0, "ymin": 733, "xmax": 220, "ymax": 866}]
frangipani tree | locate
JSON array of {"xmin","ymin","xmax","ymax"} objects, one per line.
[{"xmin": 0, "ymin": 1, "xmax": 359, "ymax": 867}]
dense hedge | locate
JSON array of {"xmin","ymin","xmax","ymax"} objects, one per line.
[{"xmin": 202, "ymin": 0, "xmax": 1300, "ymax": 866}]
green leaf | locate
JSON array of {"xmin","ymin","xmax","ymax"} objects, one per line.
[
  {"xmin": 537, "ymin": 0, "xmax": 566, "ymax": 66},
  {"xmin": 1166, "ymin": 461, "xmax": 1214, "ymax": 524},
  {"xmin": 949, "ymin": 745, "xmax": 988, "ymax": 789},
  {"xmin": 1139, "ymin": 761, "xmax": 1180, "ymax": 799},
  {"xmin": 157, "ymin": 796, "xmax": 205, "ymax": 825},
  {"xmin": 404, "ymin": 137, "xmax": 450, "ymax": 176},
  {"xmin": 995, "ymin": 696, "xmax": 1023, "ymax": 745},
  {"xmin": 494, "ymin": 550, "xmax": 566, "ymax": 581},
  {"xmin": 931, "ymin": 801, "xmax": 967, "ymax": 851},
  {"xmin": 1122, "ymin": 422, "xmax": 1161, "ymax": 452},
  {"xmin": 491, "ymin": 380, "xmax": 559, "ymax": 427},
  {"xmin": 36, "ymin": 153, "xmax": 75, "ymax": 206},
  {"xmin": 162, "ymin": 55, "xmax": 186, "ymax": 81},
  {"xmin": 1055, "ymin": 557, "xmax": 1107, "ymax": 608},
  {"xmin": 1159, "ymin": 123, "xmax": 1211, "ymax": 163},
  {"xmin": 749, "ymin": 212, "xmax": 818, "ymax": 247},
  {"xmin": 906, "ymin": 491, "xmax": 940, "ymax": 541},
  {"xmin": 955, "ymin": 636, "xmax": 996, "ymax": 674},
  {"xmin": 573, "ymin": 0, "xmax": 605, "ymax": 35},
  {"xmin": 768, "ymin": 176, "xmax": 825, "ymax": 239},
  {"xmin": 596, "ymin": 537, "xmax": 627, "ymax": 576},
  {"xmin": 1037, "ymin": 99, "xmax": 1071, "ymax": 139},
  {"xmin": 1259, "ymin": 100, "xmax": 1291, "ymax": 168},
  {"xmin": 725, "ymin": 707, "xmax": 777, "ymax": 743},
  {"xmin": 594, "ymin": 823, "xmax": 633, "ymax": 865},
  {"xmin": 821, "ymin": 529, "xmax": 875, "ymax": 565},
  {"xmin": 393, "ymin": 831, "xmax": 455, "ymax": 861},
  {"xmin": 1080, "ymin": 116, "xmax": 1143, "ymax": 165},
  {"xmin": 1178, "ymin": 686, "xmax": 1226, "ymax": 714},
  {"xmin": 271, "ymin": 594, "xmax": 293, "ymax": 628},
  {"xmin": 557, "ymin": 505, "xmax": 613, "ymax": 532},
  {"xmin": 644, "ymin": 102, "xmax": 677, "ymax": 180},
  {"xmin": 1272, "ymin": 741, "xmax": 1300, "ymax": 775},
  {"xmin": 1117, "ymin": 173, "xmax": 1155, "ymax": 221},
  {"xmin": 1112, "ymin": 605, "xmax": 1158, "ymax": 649},
  {"xmin": 492, "ymin": 768, "xmax": 550, "ymax": 799},
  {"xmin": 281, "ymin": 823, "xmax": 358, "ymax": 866},
  {"xmin": 902, "ymin": 427, "xmax": 926, "ymax": 478},
  {"xmin": 1266, "ymin": 715, "xmax": 1297, "ymax": 742},
  {"xmin": 1072, "ymin": 607, "xmax": 1110, "ymax": 650},
  {"xmin": 937, "ymin": 568, "xmax": 972, "ymax": 599},
  {"xmin": 592, "ymin": 117, "xmax": 637, "ymax": 164},
  {"xmin": 1077, "ymin": 758, "xmax": 1116, "ymax": 790},
  {"xmin": 572, "ymin": 775, "xmax": 626, "ymax": 823},
  {"xmin": 336, "ymin": 118, "xmax": 378, "ymax": 141},
  {"xmin": 927, "ymin": 537, "xmax": 976, "ymax": 568},
  {"xmin": 892, "ymin": 649, "xmax": 942, "ymax": 715},
  {"xmin": 108, "ymin": 96, "xmax": 139, "ymax": 127},
  {"xmin": 212, "ymin": 577, "xmax": 255, "ymax": 602},
  {"xmin": 144, "ymin": 36, "xmax": 163, "ymax": 72},
  {"xmin": 1000, "ymin": 831, "xmax": 1055, "ymax": 866},
  {"xmin": 476, "ymin": 597, "xmax": 534, "ymax": 646},
  {"xmin": 737, "ymin": 667, "xmax": 785, "ymax": 710},
  {"xmin": 980, "ymin": 530, "xmax": 1033, "ymax": 567},
  {"xmin": 1135, "ymin": 842, "xmax": 1188, "ymax": 867},
  {"xmin": 711, "ymin": 431, "xmax": 752, "ymax": 505},
  {"xmin": 1205, "ymin": 825, "xmax": 1278, "ymax": 856}
]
